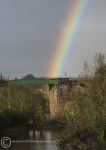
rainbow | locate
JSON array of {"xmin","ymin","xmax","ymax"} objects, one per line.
[{"xmin": 49, "ymin": 0, "xmax": 88, "ymax": 77}]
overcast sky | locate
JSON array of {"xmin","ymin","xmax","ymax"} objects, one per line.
[{"xmin": 0, "ymin": 0, "xmax": 106, "ymax": 79}]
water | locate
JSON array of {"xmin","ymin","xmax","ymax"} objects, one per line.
[{"xmin": 0, "ymin": 129, "xmax": 59, "ymax": 150}]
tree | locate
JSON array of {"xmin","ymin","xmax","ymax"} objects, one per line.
[
  {"xmin": 0, "ymin": 86, "xmax": 48, "ymax": 130},
  {"xmin": 57, "ymin": 52, "xmax": 106, "ymax": 149},
  {"xmin": 23, "ymin": 74, "xmax": 35, "ymax": 80},
  {"xmin": 94, "ymin": 52, "xmax": 106, "ymax": 77}
]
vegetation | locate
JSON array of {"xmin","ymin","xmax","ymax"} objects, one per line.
[
  {"xmin": 0, "ymin": 53, "xmax": 105, "ymax": 149},
  {"xmin": 0, "ymin": 86, "xmax": 49, "ymax": 130},
  {"xmin": 56, "ymin": 53, "xmax": 106, "ymax": 150},
  {"xmin": 22, "ymin": 74, "xmax": 36, "ymax": 80}
]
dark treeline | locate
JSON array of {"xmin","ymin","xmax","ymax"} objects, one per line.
[{"xmin": 0, "ymin": 86, "xmax": 49, "ymax": 131}]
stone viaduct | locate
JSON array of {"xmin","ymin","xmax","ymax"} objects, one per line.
[{"xmin": 8, "ymin": 78, "xmax": 83, "ymax": 117}]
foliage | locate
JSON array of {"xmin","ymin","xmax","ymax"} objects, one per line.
[
  {"xmin": 57, "ymin": 53, "xmax": 106, "ymax": 150},
  {"xmin": 22, "ymin": 74, "xmax": 35, "ymax": 80},
  {"xmin": 0, "ymin": 86, "xmax": 48, "ymax": 130}
]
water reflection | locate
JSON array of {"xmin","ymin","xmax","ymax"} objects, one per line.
[
  {"xmin": 28, "ymin": 130, "xmax": 58, "ymax": 150},
  {"xmin": 0, "ymin": 129, "xmax": 59, "ymax": 150},
  {"xmin": 29, "ymin": 130, "xmax": 59, "ymax": 141}
]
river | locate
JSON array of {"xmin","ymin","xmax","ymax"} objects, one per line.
[{"xmin": 0, "ymin": 129, "xmax": 59, "ymax": 150}]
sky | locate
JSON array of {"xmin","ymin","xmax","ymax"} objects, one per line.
[{"xmin": 0, "ymin": 0, "xmax": 106, "ymax": 79}]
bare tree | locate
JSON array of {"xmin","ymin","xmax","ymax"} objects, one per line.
[{"xmin": 94, "ymin": 52, "xmax": 106, "ymax": 77}]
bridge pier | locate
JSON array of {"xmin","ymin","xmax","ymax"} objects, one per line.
[
  {"xmin": 8, "ymin": 78, "xmax": 82, "ymax": 118},
  {"xmin": 49, "ymin": 84, "xmax": 58, "ymax": 117}
]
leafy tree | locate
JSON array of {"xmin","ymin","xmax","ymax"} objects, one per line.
[
  {"xmin": 23, "ymin": 74, "xmax": 35, "ymax": 80},
  {"xmin": 57, "ymin": 52, "xmax": 106, "ymax": 150},
  {"xmin": 0, "ymin": 86, "xmax": 48, "ymax": 130}
]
